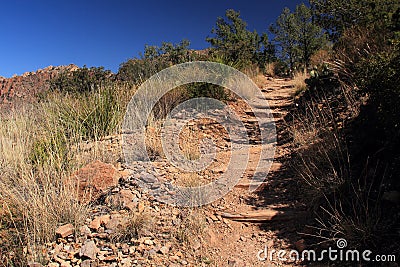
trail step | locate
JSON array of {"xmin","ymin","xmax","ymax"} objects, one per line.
[
  {"xmin": 220, "ymin": 209, "xmax": 306, "ymax": 222},
  {"xmin": 234, "ymin": 182, "xmax": 265, "ymax": 190}
]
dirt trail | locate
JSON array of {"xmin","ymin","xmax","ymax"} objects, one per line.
[
  {"xmin": 40, "ymin": 76, "xmax": 304, "ymax": 267},
  {"xmin": 199, "ymin": 77, "xmax": 305, "ymax": 267}
]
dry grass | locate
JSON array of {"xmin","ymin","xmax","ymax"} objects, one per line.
[
  {"xmin": 291, "ymin": 92, "xmax": 382, "ymax": 248},
  {"xmin": 291, "ymin": 97, "xmax": 348, "ymax": 197},
  {"xmin": 292, "ymin": 70, "xmax": 308, "ymax": 97},
  {"xmin": 173, "ymin": 209, "xmax": 206, "ymax": 245},
  {"xmin": 145, "ymin": 119, "xmax": 164, "ymax": 160},
  {"xmin": 264, "ymin": 62, "xmax": 276, "ymax": 77},
  {"xmin": 0, "ymin": 84, "xmax": 133, "ymax": 264},
  {"xmin": 110, "ymin": 211, "xmax": 153, "ymax": 243},
  {"xmin": 179, "ymin": 123, "xmax": 202, "ymax": 161},
  {"xmin": 0, "ymin": 108, "xmax": 88, "ymax": 264}
]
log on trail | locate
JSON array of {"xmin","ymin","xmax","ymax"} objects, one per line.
[{"xmin": 220, "ymin": 209, "xmax": 305, "ymax": 222}]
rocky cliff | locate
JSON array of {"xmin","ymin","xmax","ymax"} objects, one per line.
[{"xmin": 0, "ymin": 64, "xmax": 78, "ymax": 106}]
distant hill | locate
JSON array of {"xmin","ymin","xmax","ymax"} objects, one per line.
[{"xmin": 0, "ymin": 64, "xmax": 78, "ymax": 107}]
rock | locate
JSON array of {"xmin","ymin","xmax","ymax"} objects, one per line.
[
  {"xmin": 89, "ymin": 217, "xmax": 101, "ymax": 230},
  {"xmin": 228, "ymin": 259, "xmax": 238, "ymax": 266},
  {"xmin": 79, "ymin": 225, "xmax": 91, "ymax": 236},
  {"xmin": 99, "ymin": 214, "xmax": 111, "ymax": 226},
  {"xmin": 138, "ymin": 201, "xmax": 145, "ymax": 213},
  {"xmin": 79, "ymin": 240, "xmax": 98, "ymax": 260},
  {"xmin": 55, "ymin": 224, "xmax": 74, "ymax": 238},
  {"xmin": 169, "ymin": 255, "xmax": 180, "ymax": 261},
  {"xmin": 140, "ymin": 173, "xmax": 157, "ymax": 183},
  {"xmin": 28, "ymin": 263, "xmax": 43, "ymax": 267},
  {"xmin": 104, "ymin": 255, "xmax": 118, "ymax": 261},
  {"xmin": 59, "ymin": 261, "xmax": 71, "ymax": 267},
  {"xmin": 144, "ymin": 239, "xmax": 154, "ymax": 245},
  {"xmin": 118, "ymin": 189, "xmax": 138, "ymax": 210},
  {"xmin": 192, "ymin": 241, "xmax": 201, "ymax": 250},
  {"xmin": 105, "ymin": 217, "xmax": 126, "ymax": 231},
  {"xmin": 120, "ymin": 258, "xmax": 132, "ymax": 267},
  {"xmin": 69, "ymin": 160, "xmax": 121, "ymax": 203},
  {"xmin": 119, "ymin": 189, "xmax": 134, "ymax": 200},
  {"xmin": 48, "ymin": 263, "xmax": 60, "ymax": 267},
  {"xmin": 159, "ymin": 246, "xmax": 169, "ymax": 255},
  {"xmin": 80, "ymin": 260, "xmax": 92, "ymax": 267}
]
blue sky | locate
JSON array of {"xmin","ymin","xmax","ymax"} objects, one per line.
[{"xmin": 1, "ymin": 0, "xmax": 304, "ymax": 78}]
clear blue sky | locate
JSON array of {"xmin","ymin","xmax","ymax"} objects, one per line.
[{"xmin": 0, "ymin": 0, "xmax": 304, "ymax": 78}]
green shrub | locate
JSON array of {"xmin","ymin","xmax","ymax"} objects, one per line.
[
  {"xmin": 186, "ymin": 82, "xmax": 230, "ymax": 101},
  {"xmin": 50, "ymin": 65, "xmax": 113, "ymax": 94}
]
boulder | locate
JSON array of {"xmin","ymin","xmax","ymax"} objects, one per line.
[
  {"xmin": 69, "ymin": 160, "xmax": 121, "ymax": 203},
  {"xmin": 55, "ymin": 223, "xmax": 74, "ymax": 238}
]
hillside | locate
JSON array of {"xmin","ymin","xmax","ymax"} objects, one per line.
[{"xmin": 0, "ymin": 64, "xmax": 78, "ymax": 106}]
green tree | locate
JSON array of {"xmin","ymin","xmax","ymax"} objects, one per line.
[
  {"xmin": 295, "ymin": 4, "xmax": 327, "ymax": 68},
  {"xmin": 118, "ymin": 40, "xmax": 193, "ymax": 84},
  {"xmin": 270, "ymin": 7, "xmax": 298, "ymax": 71},
  {"xmin": 270, "ymin": 4, "xmax": 326, "ymax": 71},
  {"xmin": 50, "ymin": 66, "xmax": 112, "ymax": 94},
  {"xmin": 206, "ymin": 9, "xmax": 271, "ymax": 68},
  {"xmin": 310, "ymin": 0, "xmax": 400, "ymax": 41}
]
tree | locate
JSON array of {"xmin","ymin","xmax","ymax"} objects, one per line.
[
  {"xmin": 310, "ymin": 0, "xmax": 400, "ymax": 41},
  {"xmin": 270, "ymin": 4, "xmax": 326, "ymax": 71},
  {"xmin": 295, "ymin": 4, "xmax": 327, "ymax": 68},
  {"xmin": 206, "ymin": 9, "xmax": 271, "ymax": 68},
  {"xmin": 270, "ymin": 7, "xmax": 298, "ymax": 71},
  {"xmin": 50, "ymin": 66, "xmax": 112, "ymax": 94},
  {"xmin": 117, "ymin": 40, "xmax": 193, "ymax": 84}
]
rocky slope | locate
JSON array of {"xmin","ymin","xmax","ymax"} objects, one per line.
[
  {"xmin": 29, "ymin": 76, "xmax": 308, "ymax": 267},
  {"xmin": 0, "ymin": 64, "xmax": 78, "ymax": 107}
]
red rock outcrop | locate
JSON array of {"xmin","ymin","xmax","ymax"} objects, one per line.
[{"xmin": 0, "ymin": 64, "xmax": 78, "ymax": 107}]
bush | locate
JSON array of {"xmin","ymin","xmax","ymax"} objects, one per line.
[{"xmin": 50, "ymin": 65, "xmax": 113, "ymax": 94}]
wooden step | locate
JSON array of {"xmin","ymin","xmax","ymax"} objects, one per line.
[{"xmin": 220, "ymin": 209, "xmax": 306, "ymax": 222}]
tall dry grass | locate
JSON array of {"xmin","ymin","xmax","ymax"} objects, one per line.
[
  {"xmin": 292, "ymin": 70, "xmax": 308, "ymax": 97},
  {"xmin": 291, "ymin": 90, "xmax": 382, "ymax": 247},
  {"xmin": 0, "ymin": 84, "xmax": 134, "ymax": 265}
]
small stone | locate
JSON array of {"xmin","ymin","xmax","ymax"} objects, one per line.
[
  {"xmin": 121, "ymin": 243, "xmax": 130, "ymax": 254},
  {"xmin": 240, "ymin": 236, "xmax": 246, "ymax": 242},
  {"xmin": 79, "ymin": 240, "xmax": 98, "ymax": 259},
  {"xmin": 89, "ymin": 217, "xmax": 101, "ymax": 230},
  {"xmin": 192, "ymin": 241, "xmax": 201, "ymax": 250},
  {"xmin": 55, "ymin": 224, "xmax": 74, "ymax": 238},
  {"xmin": 104, "ymin": 255, "xmax": 117, "ymax": 261},
  {"xmin": 28, "ymin": 263, "xmax": 43, "ymax": 267},
  {"xmin": 159, "ymin": 246, "xmax": 169, "ymax": 254},
  {"xmin": 59, "ymin": 261, "xmax": 71, "ymax": 267},
  {"xmin": 138, "ymin": 201, "xmax": 145, "ymax": 213},
  {"xmin": 79, "ymin": 225, "xmax": 91, "ymax": 236},
  {"xmin": 228, "ymin": 259, "xmax": 237, "ymax": 266},
  {"xmin": 105, "ymin": 217, "xmax": 124, "ymax": 230},
  {"xmin": 99, "ymin": 214, "xmax": 111, "ymax": 225},
  {"xmin": 144, "ymin": 239, "xmax": 154, "ymax": 246},
  {"xmin": 121, "ymin": 258, "xmax": 132, "ymax": 267},
  {"xmin": 169, "ymin": 255, "xmax": 180, "ymax": 261},
  {"xmin": 48, "ymin": 263, "xmax": 59, "ymax": 267}
]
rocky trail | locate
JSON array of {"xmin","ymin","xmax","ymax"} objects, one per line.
[{"xmin": 43, "ymin": 77, "xmax": 308, "ymax": 267}]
